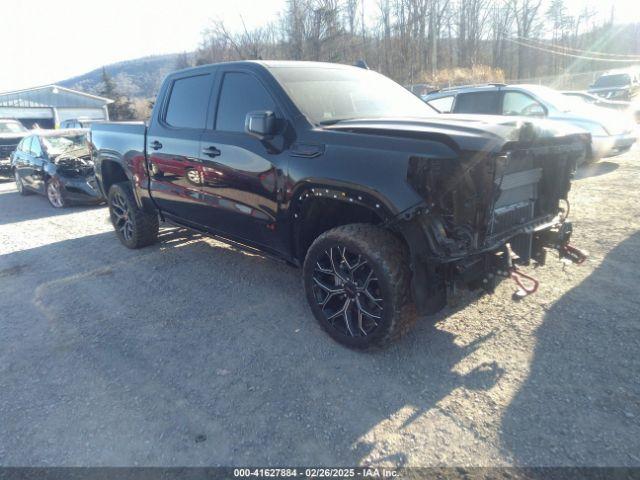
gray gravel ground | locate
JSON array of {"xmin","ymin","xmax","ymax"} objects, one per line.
[{"xmin": 0, "ymin": 147, "xmax": 639, "ymax": 467}]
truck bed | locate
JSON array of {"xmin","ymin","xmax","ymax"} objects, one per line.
[{"xmin": 91, "ymin": 122, "xmax": 147, "ymax": 198}]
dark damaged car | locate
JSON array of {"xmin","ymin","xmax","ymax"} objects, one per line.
[
  {"xmin": 0, "ymin": 119, "xmax": 30, "ymax": 176},
  {"xmin": 91, "ymin": 61, "xmax": 589, "ymax": 349},
  {"xmin": 11, "ymin": 129, "xmax": 103, "ymax": 208}
]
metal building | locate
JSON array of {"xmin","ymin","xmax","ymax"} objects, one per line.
[{"xmin": 0, "ymin": 85, "xmax": 113, "ymax": 129}]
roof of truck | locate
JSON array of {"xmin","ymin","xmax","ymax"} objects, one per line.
[{"xmin": 172, "ymin": 60, "xmax": 363, "ymax": 77}]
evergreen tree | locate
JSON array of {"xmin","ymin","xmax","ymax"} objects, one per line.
[
  {"xmin": 98, "ymin": 67, "xmax": 135, "ymax": 121},
  {"xmin": 174, "ymin": 51, "xmax": 191, "ymax": 70},
  {"xmin": 98, "ymin": 67, "xmax": 117, "ymax": 99}
]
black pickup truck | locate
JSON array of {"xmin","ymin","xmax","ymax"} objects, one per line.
[{"xmin": 91, "ymin": 61, "xmax": 588, "ymax": 349}]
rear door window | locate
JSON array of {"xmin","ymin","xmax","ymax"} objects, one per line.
[
  {"xmin": 164, "ymin": 74, "xmax": 212, "ymax": 129},
  {"xmin": 215, "ymin": 72, "xmax": 276, "ymax": 133},
  {"xmin": 453, "ymin": 91, "xmax": 500, "ymax": 114}
]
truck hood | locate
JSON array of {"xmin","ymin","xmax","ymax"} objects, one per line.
[
  {"xmin": 323, "ymin": 115, "xmax": 588, "ymax": 154},
  {"xmin": 588, "ymin": 86, "xmax": 630, "ymax": 100},
  {"xmin": 588, "ymin": 86, "xmax": 629, "ymax": 94}
]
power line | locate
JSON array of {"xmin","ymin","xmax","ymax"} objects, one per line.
[
  {"xmin": 516, "ymin": 36, "xmax": 640, "ymax": 59},
  {"xmin": 506, "ymin": 38, "xmax": 640, "ymax": 63}
]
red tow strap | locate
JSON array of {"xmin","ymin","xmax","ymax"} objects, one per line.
[
  {"xmin": 560, "ymin": 244, "xmax": 588, "ymax": 265},
  {"xmin": 510, "ymin": 267, "xmax": 539, "ymax": 298}
]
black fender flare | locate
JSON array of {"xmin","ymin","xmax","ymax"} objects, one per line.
[{"xmin": 288, "ymin": 179, "xmax": 397, "ymax": 222}]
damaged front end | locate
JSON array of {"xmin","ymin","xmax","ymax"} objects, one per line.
[
  {"xmin": 52, "ymin": 151, "xmax": 103, "ymax": 204},
  {"xmin": 397, "ymin": 124, "xmax": 589, "ymax": 314}
]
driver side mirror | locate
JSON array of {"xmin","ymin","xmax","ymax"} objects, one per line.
[{"xmin": 245, "ymin": 111, "xmax": 276, "ymax": 140}]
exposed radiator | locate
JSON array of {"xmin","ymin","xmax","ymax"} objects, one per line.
[{"xmin": 488, "ymin": 167, "xmax": 543, "ymax": 262}]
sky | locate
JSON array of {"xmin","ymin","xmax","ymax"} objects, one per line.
[
  {"xmin": 0, "ymin": 0, "xmax": 286, "ymax": 92},
  {"xmin": 0, "ymin": 0, "xmax": 639, "ymax": 92}
]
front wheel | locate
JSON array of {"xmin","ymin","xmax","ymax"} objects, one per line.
[
  {"xmin": 108, "ymin": 182, "xmax": 159, "ymax": 249},
  {"xmin": 46, "ymin": 178, "xmax": 66, "ymax": 208},
  {"xmin": 303, "ymin": 224, "xmax": 417, "ymax": 350},
  {"xmin": 15, "ymin": 170, "xmax": 31, "ymax": 196}
]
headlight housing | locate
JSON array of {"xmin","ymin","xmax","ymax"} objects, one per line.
[
  {"xmin": 611, "ymin": 89, "xmax": 629, "ymax": 98},
  {"xmin": 574, "ymin": 121, "xmax": 609, "ymax": 137}
]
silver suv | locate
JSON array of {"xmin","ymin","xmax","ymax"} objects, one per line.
[{"xmin": 424, "ymin": 84, "xmax": 637, "ymax": 159}]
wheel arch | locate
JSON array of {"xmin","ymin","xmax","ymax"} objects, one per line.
[
  {"xmin": 288, "ymin": 181, "xmax": 399, "ymax": 264},
  {"xmin": 100, "ymin": 159, "xmax": 130, "ymax": 196}
]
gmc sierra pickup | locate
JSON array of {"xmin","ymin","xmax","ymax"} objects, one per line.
[{"xmin": 91, "ymin": 61, "xmax": 589, "ymax": 349}]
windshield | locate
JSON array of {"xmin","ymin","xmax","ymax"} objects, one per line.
[
  {"xmin": 269, "ymin": 65, "xmax": 437, "ymax": 124},
  {"xmin": 0, "ymin": 121, "xmax": 28, "ymax": 134},
  {"xmin": 594, "ymin": 74, "xmax": 631, "ymax": 88},
  {"xmin": 526, "ymin": 85, "xmax": 580, "ymax": 112},
  {"xmin": 42, "ymin": 134, "xmax": 88, "ymax": 155}
]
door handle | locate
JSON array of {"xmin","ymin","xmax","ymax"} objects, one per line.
[
  {"xmin": 149, "ymin": 140, "xmax": 163, "ymax": 150},
  {"xmin": 202, "ymin": 146, "xmax": 221, "ymax": 158}
]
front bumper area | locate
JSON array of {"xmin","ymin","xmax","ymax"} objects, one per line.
[
  {"xmin": 58, "ymin": 174, "xmax": 104, "ymax": 205},
  {"xmin": 592, "ymin": 132, "xmax": 637, "ymax": 158},
  {"xmin": 399, "ymin": 212, "xmax": 578, "ymax": 315}
]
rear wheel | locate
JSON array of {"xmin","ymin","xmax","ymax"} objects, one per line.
[
  {"xmin": 108, "ymin": 182, "xmax": 159, "ymax": 249},
  {"xmin": 303, "ymin": 224, "xmax": 417, "ymax": 350},
  {"xmin": 46, "ymin": 178, "xmax": 66, "ymax": 208}
]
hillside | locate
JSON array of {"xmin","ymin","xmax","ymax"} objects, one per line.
[{"xmin": 58, "ymin": 53, "xmax": 190, "ymax": 99}]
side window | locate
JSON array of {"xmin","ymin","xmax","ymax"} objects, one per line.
[
  {"xmin": 427, "ymin": 95, "xmax": 455, "ymax": 113},
  {"xmin": 502, "ymin": 91, "xmax": 546, "ymax": 117},
  {"xmin": 18, "ymin": 137, "xmax": 29, "ymax": 152},
  {"xmin": 454, "ymin": 91, "xmax": 500, "ymax": 114},
  {"xmin": 215, "ymin": 72, "xmax": 276, "ymax": 133},
  {"xmin": 31, "ymin": 137, "xmax": 43, "ymax": 157},
  {"xmin": 164, "ymin": 74, "xmax": 212, "ymax": 129},
  {"xmin": 23, "ymin": 137, "xmax": 34, "ymax": 153}
]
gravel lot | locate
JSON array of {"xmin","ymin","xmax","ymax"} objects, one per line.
[{"xmin": 0, "ymin": 147, "xmax": 639, "ymax": 467}]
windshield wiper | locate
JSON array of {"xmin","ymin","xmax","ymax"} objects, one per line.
[{"xmin": 319, "ymin": 118, "xmax": 358, "ymax": 126}]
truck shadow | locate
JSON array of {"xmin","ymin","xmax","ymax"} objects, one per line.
[
  {"xmin": 1, "ymin": 223, "xmax": 502, "ymax": 466},
  {"xmin": 500, "ymin": 231, "xmax": 640, "ymax": 466}
]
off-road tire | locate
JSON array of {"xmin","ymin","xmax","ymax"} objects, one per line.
[
  {"xmin": 303, "ymin": 223, "xmax": 417, "ymax": 350},
  {"xmin": 108, "ymin": 181, "xmax": 159, "ymax": 249}
]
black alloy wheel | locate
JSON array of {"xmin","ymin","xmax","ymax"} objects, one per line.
[
  {"xmin": 312, "ymin": 245, "xmax": 383, "ymax": 337},
  {"xmin": 303, "ymin": 224, "xmax": 417, "ymax": 349},
  {"xmin": 107, "ymin": 182, "xmax": 159, "ymax": 249},
  {"xmin": 110, "ymin": 188, "xmax": 134, "ymax": 242}
]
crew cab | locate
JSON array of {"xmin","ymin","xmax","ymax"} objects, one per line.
[{"xmin": 91, "ymin": 61, "xmax": 589, "ymax": 349}]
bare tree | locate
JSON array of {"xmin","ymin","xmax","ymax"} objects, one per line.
[
  {"xmin": 190, "ymin": 0, "xmax": 640, "ymax": 88},
  {"xmin": 489, "ymin": 0, "xmax": 513, "ymax": 74},
  {"xmin": 509, "ymin": 0, "xmax": 544, "ymax": 78}
]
